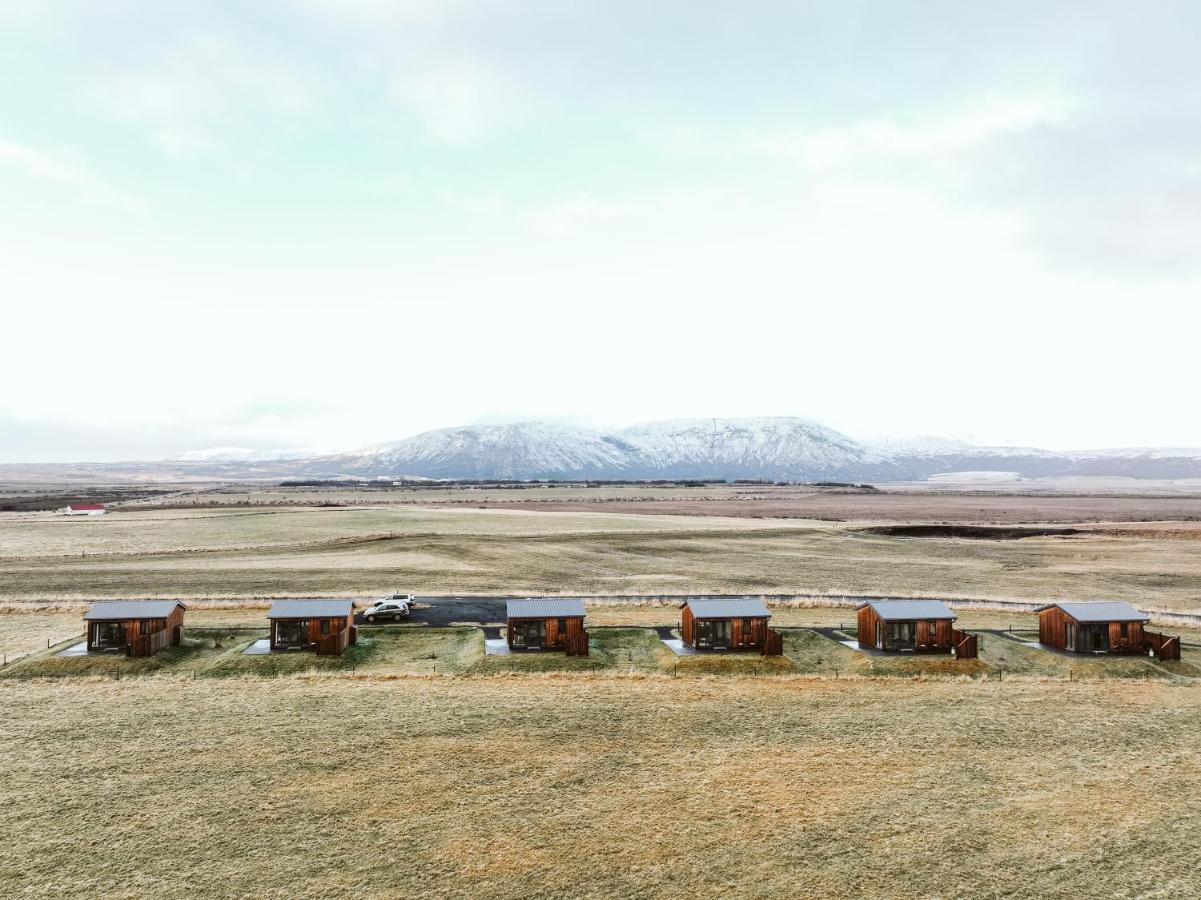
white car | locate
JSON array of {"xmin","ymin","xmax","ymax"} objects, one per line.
[{"xmin": 361, "ymin": 594, "xmax": 414, "ymax": 623}]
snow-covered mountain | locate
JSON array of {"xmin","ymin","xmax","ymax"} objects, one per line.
[
  {"xmin": 6, "ymin": 417, "xmax": 1201, "ymax": 482},
  {"xmin": 308, "ymin": 422, "xmax": 642, "ymax": 480},
  {"xmin": 308, "ymin": 417, "xmax": 890, "ymax": 480},
  {"xmin": 618, "ymin": 417, "xmax": 893, "ymax": 480},
  {"xmin": 297, "ymin": 418, "xmax": 1201, "ymax": 481}
]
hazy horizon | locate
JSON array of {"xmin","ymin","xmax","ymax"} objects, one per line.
[{"xmin": 3, "ymin": 2, "xmax": 1200, "ymax": 462}]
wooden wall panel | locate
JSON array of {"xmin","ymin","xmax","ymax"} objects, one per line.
[
  {"xmin": 857, "ymin": 605, "xmax": 880, "ymax": 650},
  {"xmin": 1039, "ymin": 607, "xmax": 1068, "ymax": 649}
]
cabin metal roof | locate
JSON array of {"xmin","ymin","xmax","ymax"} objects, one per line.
[
  {"xmin": 506, "ymin": 598, "xmax": 586, "ymax": 618},
  {"xmin": 684, "ymin": 598, "xmax": 772, "ymax": 619},
  {"xmin": 267, "ymin": 599, "xmax": 354, "ymax": 619},
  {"xmin": 1034, "ymin": 601, "xmax": 1148, "ymax": 623},
  {"xmin": 857, "ymin": 600, "xmax": 956, "ymax": 621},
  {"xmin": 84, "ymin": 600, "xmax": 185, "ymax": 621}
]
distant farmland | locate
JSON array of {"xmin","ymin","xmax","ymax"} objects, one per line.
[{"xmin": 0, "ymin": 501, "xmax": 1198, "ymax": 612}]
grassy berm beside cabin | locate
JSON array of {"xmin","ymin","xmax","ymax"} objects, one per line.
[{"xmin": 3, "ymin": 677, "xmax": 1201, "ymax": 899}]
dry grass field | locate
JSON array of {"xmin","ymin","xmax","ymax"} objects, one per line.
[
  {"xmin": 2, "ymin": 504, "xmax": 1199, "ymax": 612},
  {"xmin": 3, "ymin": 675, "xmax": 1201, "ymax": 899},
  {"xmin": 102, "ymin": 479, "xmax": 1201, "ymax": 524},
  {"xmin": 3, "ymin": 485, "xmax": 1199, "ymax": 898}
]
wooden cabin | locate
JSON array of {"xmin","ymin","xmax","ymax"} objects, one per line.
[
  {"xmin": 83, "ymin": 600, "xmax": 186, "ymax": 657},
  {"xmin": 679, "ymin": 598, "xmax": 780, "ymax": 654},
  {"xmin": 1035, "ymin": 601, "xmax": 1147, "ymax": 654},
  {"xmin": 857, "ymin": 600, "xmax": 955, "ymax": 653},
  {"xmin": 267, "ymin": 599, "xmax": 357, "ymax": 656},
  {"xmin": 505, "ymin": 598, "xmax": 588, "ymax": 655}
]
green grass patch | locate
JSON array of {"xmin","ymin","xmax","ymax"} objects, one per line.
[
  {"xmin": 0, "ymin": 633, "xmax": 235, "ymax": 679},
  {"xmin": 978, "ymin": 633, "xmax": 1201, "ymax": 680},
  {"xmin": 470, "ymin": 627, "xmax": 676, "ymax": 674}
]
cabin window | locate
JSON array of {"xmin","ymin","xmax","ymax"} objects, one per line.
[
  {"xmin": 276, "ymin": 620, "xmax": 308, "ymax": 646},
  {"xmin": 557, "ymin": 618, "xmax": 568, "ymax": 635},
  {"xmin": 320, "ymin": 619, "xmax": 330, "ymax": 636},
  {"xmin": 94, "ymin": 622, "xmax": 125, "ymax": 648},
  {"xmin": 1119, "ymin": 622, "xmax": 1129, "ymax": 639},
  {"xmin": 889, "ymin": 622, "xmax": 915, "ymax": 644}
]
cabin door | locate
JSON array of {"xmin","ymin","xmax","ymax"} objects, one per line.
[
  {"xmin": 1065, "ymin": 621, "xmax": 1076, "ymax": 651},
  {"xmin": 888, "ymin": 622, "xmax": 916, "ymax": 650},
  {"xmin": 1080, "ymin": 624, "xmax": 1109, "ymax": 653}
]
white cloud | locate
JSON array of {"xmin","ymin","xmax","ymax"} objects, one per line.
[
  {"xmin": 527, "ymin": 193, "xmax": 639, "ymax": 237},
  {"xmin": 743, "ymin": 97, "xmax": 1070, "ymax": 171},
  {"xmin": 0, "ymin": 138, "xmax": 142, "ymax": 211},
  {"xmin": 391, "ymin": 57, "xmax": 524, "ymax": 143},
  {"xmin": 95, "ymin": 37, "xmax": 315, "ymax": 156}
]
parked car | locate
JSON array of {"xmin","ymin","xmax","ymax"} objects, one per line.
[{"xmin": 360, "ymin": 594, "xmax": 414, "ymax": 623}]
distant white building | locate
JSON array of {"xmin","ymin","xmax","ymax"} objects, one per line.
[{"xmin": 63, "ymin": 503, "xmax": 106, "ymax": 516}]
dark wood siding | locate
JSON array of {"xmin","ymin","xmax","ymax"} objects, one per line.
[
  {"xmin": 680, "ymin": 604, "xmax": 696, "ymax": 647},
  {"xmin": 681, "ymin": 609, "xmax": 772, "ymax": 651},
  {"xmin": 1039, "ymin": 606, "xmax": 1145, "ymax": 654},
  {"xmin": 270, "ymin": 613, "xmax": 353, "ymax": 655},
  {"xmin": 857, "ymin": 607, "xmax": 953, "ymax": 653},
  {"xmin": 506, "ymin": 615, "xmax": 586, "ymax": 653},
  {"xmin": 951, "ymin": 628, "xmax": 978, "ymax": 659},
  {"xmin": 88, "ymin": 604, "xmax": 185, "ymax": 657},
  {"xmin": 857, "ymin": 605, "xmax": 881, "ymax": 650},
  {"xmin": 1039, "ymin": 606, "xmax": 1069, "ymax": 649},
  {"xmin": 1144, "ymin": 630, "xmax": 1181, "ymax": 661}
]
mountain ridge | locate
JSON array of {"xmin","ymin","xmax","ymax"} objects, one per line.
[{"xmin": 4, "ymin": 417, "xmax": 1201, "ymax": 482}]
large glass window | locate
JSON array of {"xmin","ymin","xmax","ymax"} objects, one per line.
[
  {"xmin": 93, "ymin": 622, "xmax": 125, "ymax": 648},
  {"xmin": 276, "ymin": 620, "xmax": 309, "ymax": 646},
  {"xmin": 697, "ymin": 620, "xmax": 731, "ymax": 648},
  {"xmin": 889, "ymin": 622, "xmax": 915, "ymax": 646}
]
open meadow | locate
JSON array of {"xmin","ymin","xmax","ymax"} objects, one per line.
[
  {"xmin": 1, "ymin": 499, "xmax": 1200, "ymax": 612},
  {"xmin": 1, "ymin": 485, "xmax": 1199, "ymax": 899},
  {"xmin": 2, "ymin": 675, "xmax": 1201, "ymax": 899}
]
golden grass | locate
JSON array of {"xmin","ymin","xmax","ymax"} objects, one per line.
[
  {"xmin": 2, "ymin": 506, "xmax": 1200, "ymax": 612},
  {"xmin": 2, "ymin": 676, "xmax": 1200, "ymax": 898}
]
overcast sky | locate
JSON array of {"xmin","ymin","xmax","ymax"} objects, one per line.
[{"xmin": 2, "ymin": 1, "xmax": 1199, "ymax": 462}]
